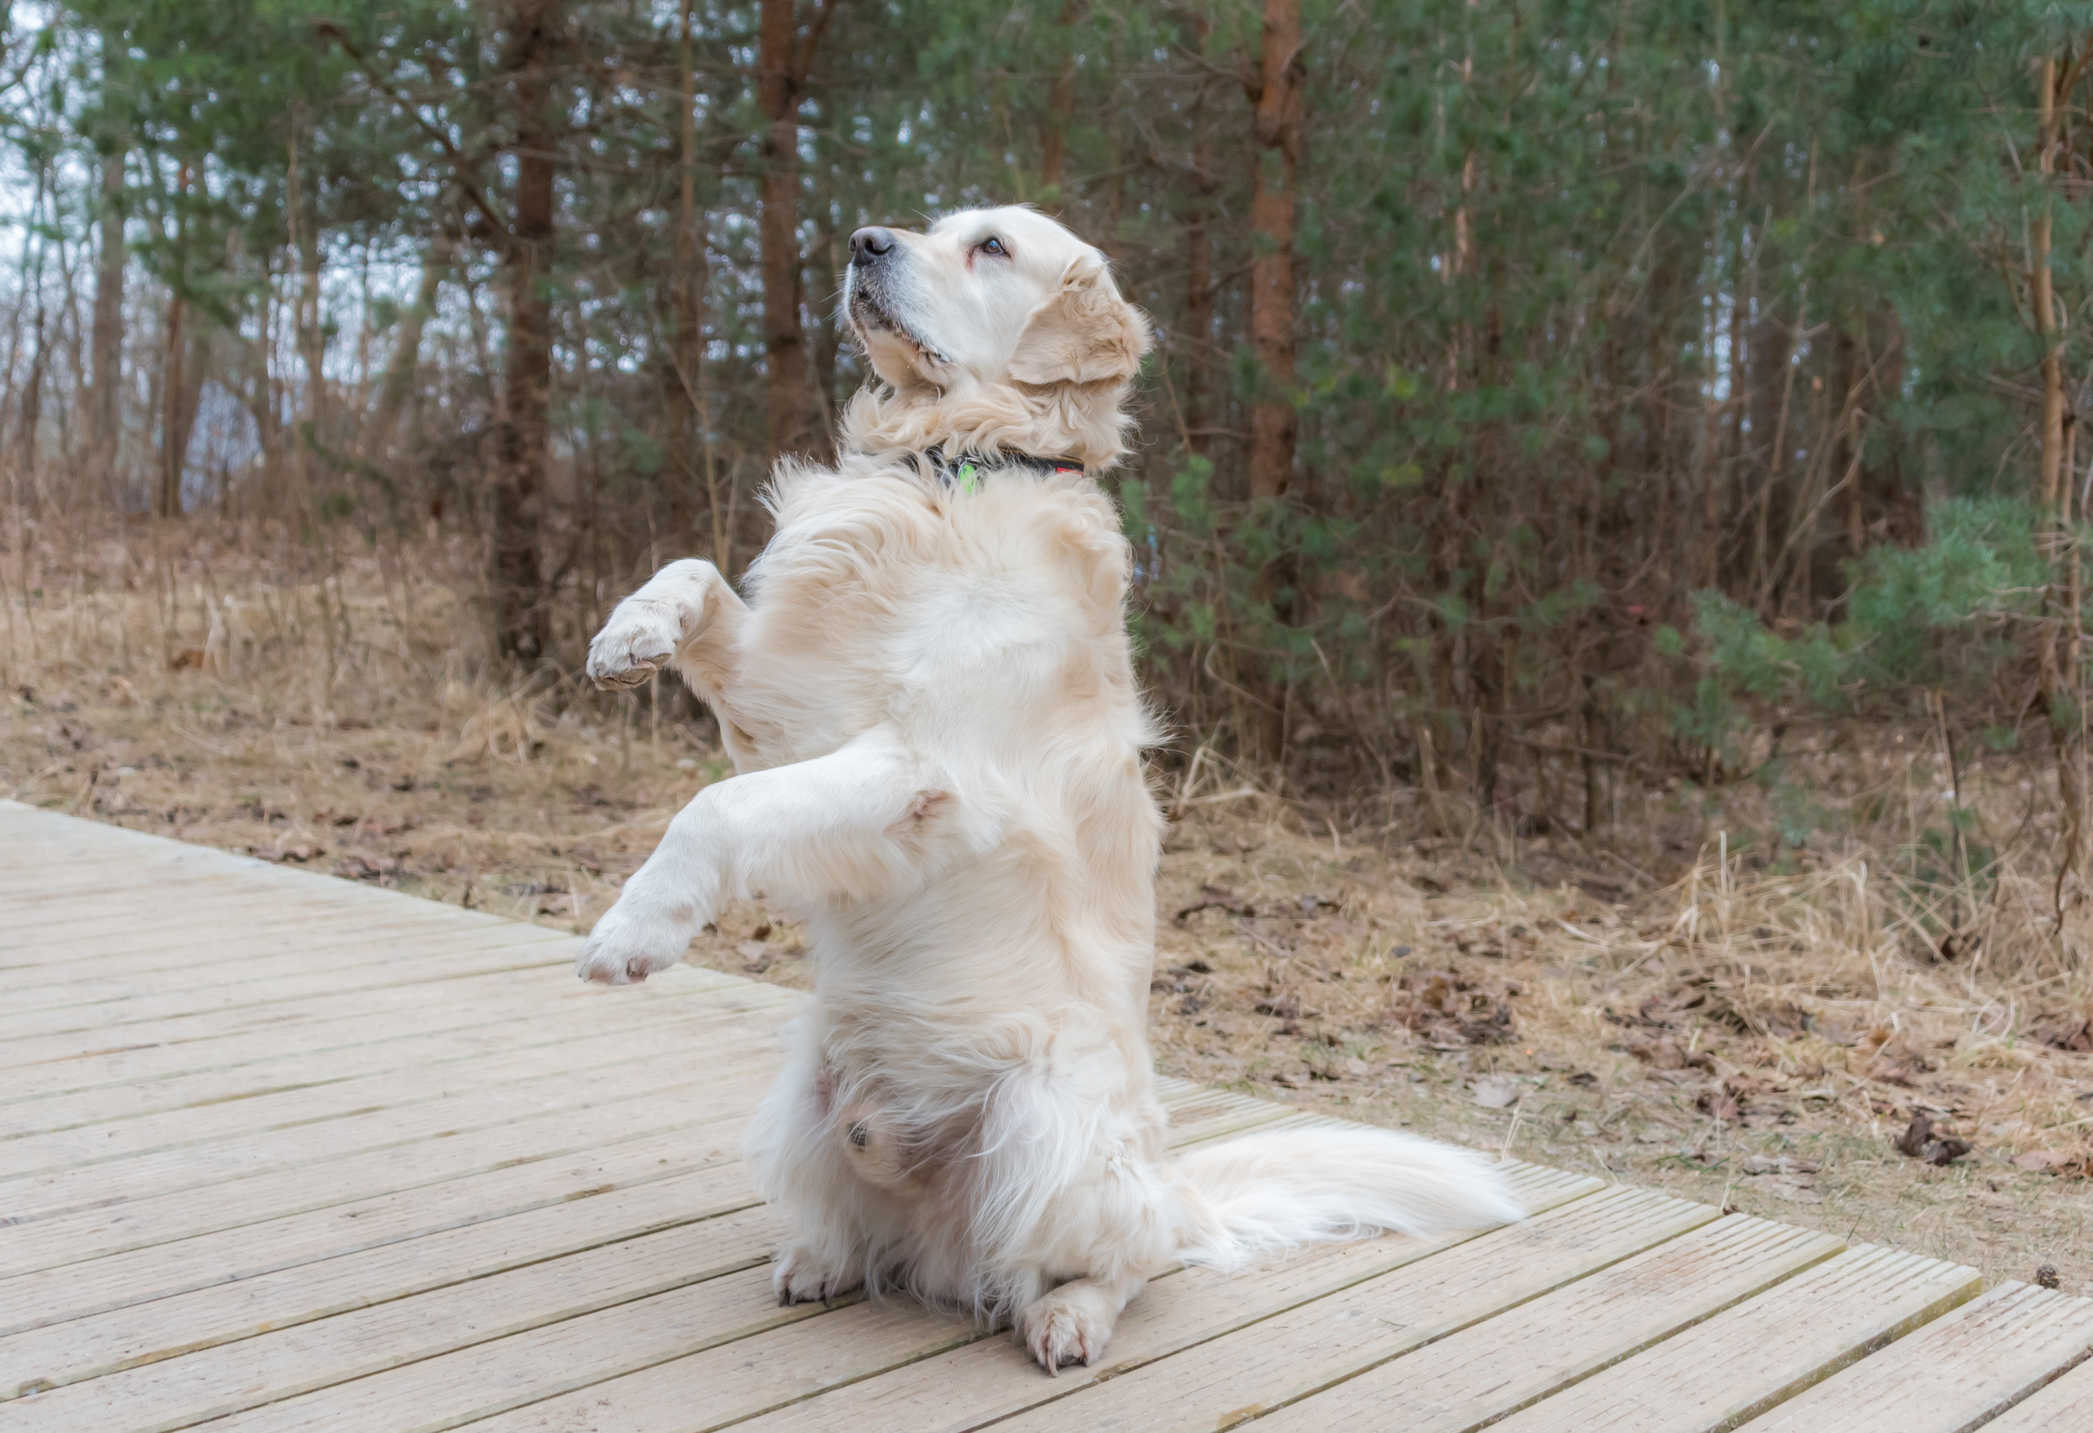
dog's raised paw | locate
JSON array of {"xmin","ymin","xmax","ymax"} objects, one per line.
[
  {"xmin": 573, "ymin": 905, "xmax": 687, "ymax": 985},
  {"xmin": 585, "ymin": 601, "xmax": 684, "ymax": 690},
  {"xmin": 773, "ymin": 1244, "xmax": 863, "ymax": 1306}
]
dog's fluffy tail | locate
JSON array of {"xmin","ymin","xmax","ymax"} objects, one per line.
[{"xmin": 1168, "ymin": 1124, "xmax": 1525, "ymax": 1271}]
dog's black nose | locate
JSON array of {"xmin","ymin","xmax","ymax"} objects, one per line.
[{"xmin": 850, "ymin": 227, "xmax": 894, "ymax": 266}]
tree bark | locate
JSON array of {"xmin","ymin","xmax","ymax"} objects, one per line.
[
  {"xmin": 1181, "ymin": 83, "xmax": 1216, "ymax": 458},
  {"xmin": 157, "ymin": 288, "xmax": 185, "ymax": 518},
  {"xmin": 2037, "ymin": 56, "xmax": 2066, "ymax": 515},
  {"xmin": 1039, "ymin": 0, "xmax": 1083, "ymax": 195},
  {"xmin": 667, "ymin": 0, "xmax": 716, "ymax": 554},
  {"xmin": 493, "ymin": 0, "xmax": 559, "ymax": 662},
  {"xmin": 90, "ymin": 143, "xmax": 125, "ymax": 471},
  {"xmin": 17, "ymin": 305, "xmax": 46, "ymax": 491},
  {"xmin": 2033, "ymin": 53, "xmax": 2088, "ymax": 897},
  {"xmin": 156, "ymin": 161, "xmax": 193, "ymax": 520},
  {"xmin": 1243, "ymin": 0, "xmax": 1302, "ymax": 502},
  {"xmin": 758, "ymin": 0, "xmax": 827, "ymax": 466},
  {"xmin": 375, "ymin": 235, "xmax": 451, "ymax": 441}
]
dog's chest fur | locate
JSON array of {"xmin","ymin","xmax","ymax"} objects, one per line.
[{"xmin": 729, "ymin": 464, "xmax": 1149, "ymax": 771}]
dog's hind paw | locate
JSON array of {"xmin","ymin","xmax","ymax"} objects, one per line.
[{"xmin": 773, "ymin": 1244, "xmax": 864, "ymax": 1306}]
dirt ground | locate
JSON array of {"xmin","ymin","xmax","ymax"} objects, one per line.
[{"xmin": 10, "ymin": 642, "xmax": 2093, "ymax": 1297}]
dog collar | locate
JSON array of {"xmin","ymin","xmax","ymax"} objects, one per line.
[{"xmin": 923, "ymin": 446, "xmax": 1085, "ymax": 494}]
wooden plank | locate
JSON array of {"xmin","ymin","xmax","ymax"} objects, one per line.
[
  {"xmin": 620, "ymin": 1165, "xmax": 1602, "ymax": 1433},
  {"xmin": 3, "ymin": 868, "xmax": 418, "ymax": 925},
  {"xmin": 0, "ymin": 1077, "xmax": 1218, "ymax": 1338},
  {"xmin": 0, "ymin": 916, "xmax": 573, "ymax": 1016},
  {"xmin": 0, "ymin": 905, "xmax": 523, "ymax": 990},
  {"xmin": 1, "ymin": 865, "xmax": 423, "ymax": 931},
  {"xmin": 183, "ymin": 1264, "xmax": 854, "ymax": 1433},
  {"xmin": 6, "ymin": 1011, "xmax": 1187, "ymax": 1129},
  {"xmin": 0, "ymin": 978, "xmax": 785, "ymax": 1152},
  {"xmin": 1250, "ymin": 1214, "xmax": 1843, "ymax": 1432},
  {"xmin": 0, "ymin": 804, "xmax": 382, "ymax": 898},
  {"xmin": 0, "ymin": 939, "xmax": 579, "ymax": 1044},
  {"xmin": 0, "ymin": 960, "xmax": 753, "ymax": 1081},
  {"xmin": 0, "ymin": 1003, "xmax": 787, "ymax": 1230},
  {"xmin": 1487, "ymin": 1244, "xmax": 1984, "ymax": 1433},
  {"xmin": 0, "ymin": 852, "xmax": 252, "ymax": 897},
  {"xmin": 1980, "ymin": 1354, "xmax": 2093, "ymax": 1431},
  {"xmin": 0, "ymin": 843, "xmax": 286, "ymax": 899},
  {"xmin": 0, "ymin": 1151, "xmax": 764, "ymax": 1396},
  {"xmin": 0, "ymin": 980, "xmax": 772, "ymax": 1138},
  {"xmin": 2, "ymin": 1191, "xmax": 787, "ymax": 1426},
  {"xmin": 1151, "ymin": 1087, "xmax": 1295, "ymax": 1146},
  {"xmin": 0, "ymin": 985, "xmax": 704, "ymax": 1121},
  {"xmin": 115, "ymin": 1112, "xmax": 1476, "ymax": 1433},
  {"xmin": 0, "ymin": 1106, "xmax": 762, "ymax": 1333},
  {"xmin": 1732, "ymin": 1281, "xmax": 2093, "ymax": 1433},
  {"xmin": 470, "ymin": 1167, "xmax": 1647, "ymax": 1433},
  {"xmin": 0, "ymin": 963, "xmax": 587, "ymax": 1072},
  {"xmin": 0, "ymin": 1005, "xmax": 776, "ymax": 1181},
  {"xmin": 0, "ymin": 887, "xmax": 411, "ymax": 948},
  {"xmin": 962, "ymin": 1185, "xmax": 1720, "ymax": 1433}
]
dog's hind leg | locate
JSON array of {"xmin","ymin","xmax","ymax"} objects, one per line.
[
  {"xmin": 741, "ymin": 1026, "xmax": 880, "ymax": 1305},
  {"xmin": 575, "ymin": 723, "xmax": 989, "ymax": 983}
]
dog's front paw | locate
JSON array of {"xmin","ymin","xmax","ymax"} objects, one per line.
[
  {"xmin": 774, "ymin": 1243, "xmax": 864, "ymax": 1305},
  {"xmin": 1019, "ymin": 1285, "xmax": 1116, "ymax": 1375},
  {"xmin": 574, "ymin": 902, "xmax": 689, "ymax": 985},
  {"xmin": 586, "ymin": 599, "xmax": 688, "ymax": 690}
]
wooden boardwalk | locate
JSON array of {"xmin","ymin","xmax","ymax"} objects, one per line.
[{"xmin": 2, "ymin": 799, "xmax": 2089, "ymax": 1433}]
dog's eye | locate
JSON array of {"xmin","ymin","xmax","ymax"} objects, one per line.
[{"xmin": 978, "ymin": 236, "xmax": 1007, "ymax": 257}]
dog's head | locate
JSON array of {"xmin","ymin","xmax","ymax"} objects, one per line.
[{"xmin": 838, "ymin": 207, "xmax": 1151, "ymax": 469}]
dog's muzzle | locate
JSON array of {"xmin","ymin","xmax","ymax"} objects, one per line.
[{"xmin": 850, "ymin": 227, "xmax": 895, "ymax": 267}]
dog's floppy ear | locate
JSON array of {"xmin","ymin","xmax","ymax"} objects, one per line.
[{"xmin": 1007, "ymin": 252, "xmax": 1152, "ymax": 386}]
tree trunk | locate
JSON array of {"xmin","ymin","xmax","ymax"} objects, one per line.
[
  {"xmin": 2037, "ymin": 56, "xmax": 2066, "ymax": 516},
  {"xmin": 1243, "ymin": 0, "xmax": 1302, "ymax": 502},
  {"xmin": 758, "ymin": 0, "xmax": 819, "ymax": 466},
  {"xmin": 2033, "ymin": 53, "xmax": 2087, "ymax": 896},
  {"xmin": 653, "ymin": 0, "xmax": 722, "ymax": 558},
  {"xmin": 1039, "ymin": 0, "xmax": 1083, "ymax": 196},
  {"xmin": 1181, "ymin": 87, "xmax": 1215, "ymax": 458},
  {"xmin": 158, "ymin": 288, "xmax": 185, "ymax": 518},
  {"xmin": 91, "ymin": 144, "xmax": 125, "ymax": 472},
  {"xmin": 17, "ymin": 305, "xmax": 46, "ymax": 493},
  {"xmin": 493, "ymin": 0, "xmax": 559, "ymax": 663},
  {"xmin": 375, "ymin": 235, "xmax": 451, "ymax": 441},
  {"xmin": 157, "ymin": 160, "xmax": 193, "ymax": 520}
]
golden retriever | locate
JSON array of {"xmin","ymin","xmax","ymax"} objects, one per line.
[{"xmin": 575, "ymin": 205, "xmax": 1521, "ymax": 1372}]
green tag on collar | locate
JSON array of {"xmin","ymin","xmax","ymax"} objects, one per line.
[{"xmin": 956, "ymin": 460, "xmax": 980, "ymax": 494}]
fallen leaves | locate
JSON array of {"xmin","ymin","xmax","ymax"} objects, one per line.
[
  {"xmin": 1618, "ymin": 1034, "xmax": 1715, "ymax": 1073},
  {"xmin": 2028, "ymin": 1009, "xmax": 2093, "ymax": 1053},
  {"xmin": 1856, "ymin": 1027, "xmax": 1931, "ymax": 1087},
  {"xmin": 1470, "ymin": 1074, "xmax": 1522, "ymax": 1109},
  {"xmin": 257, "ymin": 838, "xmax": 324, "ymax": 864},
  {"xmin": 1893, "ymin": 1110, "xmax": 1972, "ymax": 1167},
  {"xmin": 1384, "ymin": 968, "xmax": 1519, "ymax": 1046},
  {"xmin": 333, "ymin": 853, "xmax": 403, "ymax": 883},
  {"xmin": 1173, "ymin": 883, "xmax": 1257, "ymax": 925}
]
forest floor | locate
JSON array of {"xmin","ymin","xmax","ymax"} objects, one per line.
[{"xmin": 10, "ymin": 647, "xmax": 2093, "ymax": 1298}]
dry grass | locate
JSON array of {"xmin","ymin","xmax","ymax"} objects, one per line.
[{"xmin": 7, "ymin": 524, "xmax": 2093, "ymax": 1296}]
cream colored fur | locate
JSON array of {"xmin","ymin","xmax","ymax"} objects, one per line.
[{"xmin": 576, "ymin": 205, "xmax": 1522, "ymax": 1373}]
